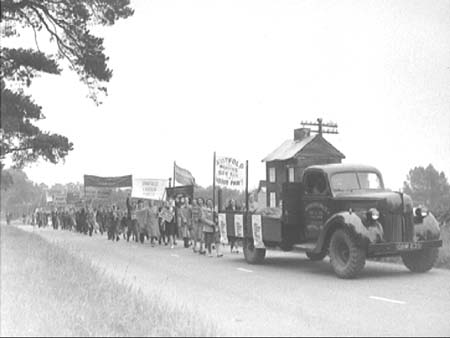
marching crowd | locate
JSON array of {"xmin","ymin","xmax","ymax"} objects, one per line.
[{"xmin": 26, "ymin": 194, "xmax": 255, "ymax": 257}]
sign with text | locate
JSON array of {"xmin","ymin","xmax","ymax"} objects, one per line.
[
  {"xmin": 84, "ymin": 174, "xmax": 132, "ymax": 188},
  {"xmin": 218, "ymin": 213, "xmax": 228, "ymax": 244},
  {"xmin": 50, "ymin": 188, "xmax": 66, "ymax": 206},
  {"xmin": 132, "ymin": 178, "xmax": 168, "ymax": 200},
  {"xmin": 252, "ymin": 214, "xmax": 265, "ymax": 249},
  {"xmin": 85, "ymin": 186, "xmax": 112, "ymax": 200},
  {"xmin": 66, "ymin": 191, "xmax": 81, "ymax": 204},
  {"xmin": 234, "ymin": 214, "xmax": 244, "ymax": 238},
  {"xmin": 159, "ymin": 208, "xmax": 174, "ymax": 223},
  {"xmin": 165, "ymin": 185, "xmax": 194, "ymax": 201},
  {"xmin": 215, "ymin": 156, "xmax": 245, "ymax": 190}
]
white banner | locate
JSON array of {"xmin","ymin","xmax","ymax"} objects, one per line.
[
  {"xmin": 234, "ymin": 214, "xmax": 244, "ymax": 238},
  {"xmin": 132, "ymin": 178, "xmax": 168, "ymax": 200},
  {"xmin": 46, "ymin": 192, "xmax": 53, "ymax": 203},
  {"xmin": 215, "ymin": 156, "xmax": 246, "ymax": 190},
  {"xmin": 252, "ymin": 214, "xmax": 265, "ymax": 249},
  {"xmin": 218, "ymin": 213, "xmax": 228, "ymax": 244}
]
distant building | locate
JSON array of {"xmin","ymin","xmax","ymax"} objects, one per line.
[{"xmin": 262, "ymin": 127, "xmax": 345, "ymax": 208}]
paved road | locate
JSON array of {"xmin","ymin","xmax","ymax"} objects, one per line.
[{"xmin": 18, "ymin": 225, "xmax": 450, "ymax": 336}]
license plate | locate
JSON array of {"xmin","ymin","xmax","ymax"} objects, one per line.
[{"xmin": 396, "ymin": 242, "xmax": 423, "ymax": 251}]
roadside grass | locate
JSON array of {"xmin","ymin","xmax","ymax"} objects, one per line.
[
  {"xmin": 0, "ymin": 225, "xmax": 217, "ymax": 337},
  {"xmin": 371, "ymin": 223, "xmax": 450, "ymax": 269}
]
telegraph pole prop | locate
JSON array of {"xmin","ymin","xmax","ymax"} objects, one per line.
[{"xmin": 300, "ymin": 117, "xmax": 339, "ymax": 136}]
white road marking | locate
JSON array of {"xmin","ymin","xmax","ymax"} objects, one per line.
[
  {"xmin": 237, "ymin": 267, "xmax": 253, "ymax": 273},
  {"xmin": 369, "ymin": 296, "xmax": 406, "ymax": 305},
  {"xmin": 170, "ymin": 254, "xmax": 180, "ymax": 258}
]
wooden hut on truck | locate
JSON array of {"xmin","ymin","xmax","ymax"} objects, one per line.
[{"xmin": 262, "ymin": 119, "xmax": 345, "ymax": 208}]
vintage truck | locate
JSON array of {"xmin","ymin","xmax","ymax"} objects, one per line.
[{"xmin": 219, "ymin": 164, "xmax": 443, "ymax": 278}]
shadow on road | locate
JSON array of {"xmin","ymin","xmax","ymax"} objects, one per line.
[{"xmin": 244, "ymin": 254, "xmax": 422, "ymax": 280}]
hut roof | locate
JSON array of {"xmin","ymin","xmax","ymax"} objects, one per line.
[{"xmin": 262, "ymin": 134, "xmax": 345, "ymax": 162}]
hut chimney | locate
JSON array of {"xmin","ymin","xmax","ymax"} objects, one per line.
[{"xmin": 294, "ymin": 128, "xmax": 311, "ymax": 141}]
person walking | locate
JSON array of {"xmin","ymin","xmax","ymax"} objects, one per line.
[
  {"xmin": 200, "ymin": 198, "xmax": 223, "ymax": 257},
  {"xmin": 147, "ymin": 200, "xmax": 160, "ymax": 246},
  {"xmin": 226, "ymin": 199, "xmax": 241, "ymax": 253},
  {"xmin": 160, "ymin": 200, "xmax": 176, "ymax": 249},
  {"xmin": 180, "ymin": 197, "xmax": 192, "ymax": 248},
  {"xmin": 190, "ymin": 198, "xmax": 203, "ymax": 253}
]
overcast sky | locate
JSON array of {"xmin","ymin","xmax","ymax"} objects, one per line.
[{"xmin": 17, "ymin": 0, "xmax": 450, "ymax": 190}]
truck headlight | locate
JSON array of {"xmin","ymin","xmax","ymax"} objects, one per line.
[
  {"xmin": 415, "ymin": 207, "xmax": 428, "ymax": 218},
  {"xmin": 367, "ymin": 208, "xmax": 380, "ymax": 221}
]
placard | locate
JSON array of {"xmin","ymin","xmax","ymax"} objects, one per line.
[
  {"xmin": 234, "ymin": 214, "xmax": 244, "ymax": 238},
  {"xmin": 218, "ymin": 213, "xmax": 228, "ymax": 244},
  {"xmin": 215, "ymin": 156, "xmax": 245, "ymax": 190},
  {"xmin": 252, "ymin": 214, "xmax": 265, "ymax": 248},
  {"xmin": 132, "ymin": 178, "xmax": 168, "ymax": 200}
]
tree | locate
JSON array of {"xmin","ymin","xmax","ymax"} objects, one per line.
[
  {"xmin": 0, "ymin": 0, "xmax": 134, "ymax": 171},
  {"xmin": 403, "ymin": 164, "xmax": 450, "ymax": 225},
  {"xmin": 0, "ymin": 168, "xmax": 45, "ymax": 217}
]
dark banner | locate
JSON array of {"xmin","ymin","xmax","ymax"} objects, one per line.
[
  {"xmin": 84, "ymin": 174, "xmax": 132, "ymax": 188},
  {"xmin": 165, "ymin": 185, "xmax": 194, "ymax": 201},
  {"xmin": 66, "ymin": 191, "xmax": 81, "ymax": 204}
]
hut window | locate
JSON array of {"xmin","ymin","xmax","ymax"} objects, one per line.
[
  {"xmin": 288, "ymin": 167, "xmax": 295, "ymax": 182},
  {"xmin": 269, "ymin": 168, "xmax": 276, "ymax": 182},
  {"xmin": 269, "ymin": 192, "xmax": 276, "ymax": 208}
]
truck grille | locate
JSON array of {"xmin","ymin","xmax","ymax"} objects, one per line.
[{"xmin": 383, "ymin": 214, "xmax": 404, "ymax": 242}]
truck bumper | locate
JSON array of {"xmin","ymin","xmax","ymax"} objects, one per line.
[{"xmin": 367, "ymin": 239, "xmax": 442, "ymax": 257}]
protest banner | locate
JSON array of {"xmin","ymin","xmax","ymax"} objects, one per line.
[
  {"xmin": 66, "ymin": 191, "xmax": 81, "ymax": 204},
  {"xmin": 252, "ymin": 214, "xmax": 265, "ymax": 249},
  {"xmin": 174, "ymin": 162, "xmax": 195, "ymax": 186},
  {"xmin": 234, "ymin": 214, "xmax": 244, "ymax": 238},
  {"xmin": 50, "ymin": 188, "xmax": 66, "ymax": 206},
  {"xmin": 132, "ymin": 178, "xmax": 168, "ymax": 200},
  {"xmin": 212, "ymin": 153, "xmax": 249, "ymax": 212},
  {"xmin": 84, "ymin": 174, "xmax": 132, "ymax": 188},
  {"xmin": 218, "ymin": 213, "xmax": 228, "ymax": 244},
  {"xmin": 215, "ymin": 156, "xmax": 246, "ymax": 190},
  {"xmin": 166, "ymin": 185, "xmax": 194, "ymax": 201},
  {"xmin": 84, "ymin": 186, "xmax": 112, "ymax": 200},
  {"xmin": 46, "ymin": 192, "xmax": 53, "ymax": 203}
]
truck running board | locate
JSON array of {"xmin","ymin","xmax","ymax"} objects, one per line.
[{"xmin": 292, "ymin": 243, "xmax": 316, "ymax": 252}]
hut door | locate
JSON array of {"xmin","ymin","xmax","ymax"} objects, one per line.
[
  {"xmin": 281, "ymin": 182, "xmax": 305, "ymax": 243},
  {"xmin": 302, "ymin": 171, "xmax": 331, "ymax": 241}
]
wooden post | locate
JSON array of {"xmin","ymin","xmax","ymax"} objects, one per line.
[
  {"xmin": 218, "ymin": 188, "xmax": 222, "ymax": 212},
  {"xmin": 245, "ymin": 160, "xmax": 249, "ymax": 211},
  {"xmin": 212, "ymin": 152, "xmax": 216, "ymax": 211},
  {"xmin": 173, "ymin": 161, "xmax": 176, "ymax": 187}
]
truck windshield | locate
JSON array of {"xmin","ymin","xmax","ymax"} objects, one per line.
[{"xmin": 330, "ymin": 172, "xmax": 383, "ymax": 193}]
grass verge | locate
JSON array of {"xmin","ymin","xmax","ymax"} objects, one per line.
[{"xmin": 0, "ymin": 225, "xmax": 217, "ymax": 337}]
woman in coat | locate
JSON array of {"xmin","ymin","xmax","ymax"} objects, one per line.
[{"xmin": 147, "ymin": 200, "xmax": 160, "ymax": 246}]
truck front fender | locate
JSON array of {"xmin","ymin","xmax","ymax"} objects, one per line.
[
  {"xmin": 313, "ymin": 211, "xmax": 371, "ymax": 254},
  {"xmin": 414, "ymin": 212, "xmax": 440, "ymax": 241}
]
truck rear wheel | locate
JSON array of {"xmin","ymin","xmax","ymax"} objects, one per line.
[
  {"xmin": 329, "ymin": 229, "xmax": 366, "ymax": 279},
  {"xmin": 401, "ymin": 248, "xmax": 439, "ymax": 273},
  {"xmin": 243, "ymin": 239, "xmax": 266, "ymax": 264}
]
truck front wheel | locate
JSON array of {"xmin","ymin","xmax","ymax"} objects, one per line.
[
  {"xmin": 329, "ymin": 229, "xmax": 366, "ymax": 279},
  {"xmin": 401, "ymin": 248, "xmax": 439, "ymax": 273},
  {"xmin": 243, "ymin": 239, "xmax": 266, "ymax": 264}
]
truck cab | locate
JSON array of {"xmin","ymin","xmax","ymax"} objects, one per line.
[{"xmin": 222, "ymin": 163, "xmax": 443, "ymax": 278}]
